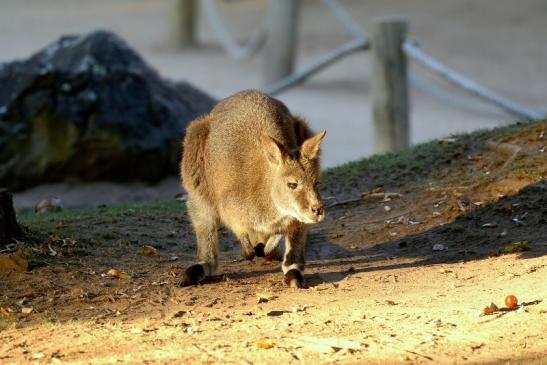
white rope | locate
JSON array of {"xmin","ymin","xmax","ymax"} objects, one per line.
[
  {"xmin": 201, "ymin": 0, "xmax": 267, "ymax": 60},
  {"xmin": 403, "ymin": 41, "xmax": 545, "ymax": 120},
  {"xmin": 321, "ymin": 0, "xmax": 365, "ymax": 39},
  {"xmin": 264, "ymin": 37, "xmax": 369, "ymax": 95}
]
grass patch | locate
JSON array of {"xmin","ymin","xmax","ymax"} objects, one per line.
[
  {"xmin": 17, "ymin": 199, "xmax": 185, "ymax": 226},
  {"xmin": 322, "ymin": 120, "xmax": 546, "ymax": 192}
]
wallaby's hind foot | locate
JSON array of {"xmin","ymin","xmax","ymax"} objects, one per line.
[
  {"xmin": 284, "ymin": 269, "xmax": 305, "ymax": 288},
  {"xmin": 179, "ymin": 264, "xmax": 206, "ymax": 286},
  {"xmin": 241, "ymin": 246, "xmax": 256, "ymax": 261}
]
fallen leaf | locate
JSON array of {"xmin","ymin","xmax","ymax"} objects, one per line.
[
  {"xmin": 437, "ymin": 138, "xmax": 456, "ymax": 144},
  {"xmin": 143, "ymin": 245, "xmax": 158, "ymax": 256},
  {"xmin": 0, "ymin": 252, "xmax": 28, "ymax": 272},
  {"xmin": 106, "ymin": 269, "xmax": 129, "ymax": 279},
  {"xmin": 500, "ymin": 241, "xmax": 529, "ymax": 254},
  {"xmin": 481, "ymin": 222, "xmax": 497, "ymax": 228},
  {"xmin": 256, "ymin": 292, "xmax": 277, "ymax": 304},
  {"xmin": 34, "ymin": 196, "xmax": 62, "ymax": 213},
  {"xmin": 432, "ymin": 244, "xmax": 445, "ymax": 251},
  {"xmin": 385, "ymin": 300, "xmax": 397, "ymax": 306},
  {"xmin": 47, "ymin": 242, "xmax": 58, "ymax": 256},
  {"xmin": 256, "ymin": 340, "xmax": 275, "ymax": 349},
  {"xmin": 21, "ymin": 307, "xmax": 33, "ymax": 315},
  {"xmin": 482, "ymin": 302, "xmax": 499, "ymax": 315},
  {"xmin": 0, "ymin": 307, "xmax": 13, "ymax": 317},
  {"xmin": 291, "ymin": 304, "xmax": 310, "ymax": 313},
  {"xmin": 290, "ymin": 336, "xmax": 361, "ymax": 353}
]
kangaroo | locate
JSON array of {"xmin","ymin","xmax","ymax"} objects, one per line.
[{"xmin": 180, "ymin": 90, "xmax": 326, "ymax": 288}]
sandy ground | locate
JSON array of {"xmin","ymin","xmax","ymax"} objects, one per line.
[{"xmin": 1, "ymin": 121, "xmax": 546, "ymax": 364}]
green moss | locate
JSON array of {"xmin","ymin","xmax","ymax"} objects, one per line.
[
  {"xmin": 322, "ymin": 120, "xmax": 546, "ymax": 191},
  {"xmin": 17, "ymin": 199, "xmax": 185, "ymax": 226}
]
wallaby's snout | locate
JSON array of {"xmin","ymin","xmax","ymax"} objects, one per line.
[{"xmin": 310, "ymin": 203, "xmax": 324, "ymax": 222}]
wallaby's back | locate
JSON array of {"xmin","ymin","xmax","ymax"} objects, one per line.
[{"xmin": 182, "ymin": 90, "xmax": 311, "ymax": 206}]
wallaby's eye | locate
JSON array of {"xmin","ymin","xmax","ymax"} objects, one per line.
[
  {"xmin": 287, "ymin": 182, "xmax": 298, "ymax": 190},
  {"xmin": 315, "ymin": 181, "xmax": 321, "ymax": 187}
]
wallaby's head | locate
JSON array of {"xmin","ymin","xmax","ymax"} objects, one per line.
[{"xmin": 262, "ymin": 130, "xmax": 327, "ymax": 224}]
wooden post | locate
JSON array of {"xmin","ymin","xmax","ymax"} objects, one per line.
[
  {"xmin": 371, "ymin": 17, "xmax": 409, "ymax": 153},
  {"xmin": 263, "ymin": 0, "xmax": 300, "ymax": 84},
  {"xmin": 169, "ymin": 0, "xmax": 197, "ymax": 49},
  {"xmin": 0, "ymin": 189, "xmax": 21, "ymax": 244}
]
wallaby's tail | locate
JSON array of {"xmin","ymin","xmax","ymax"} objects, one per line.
[{"xmin": 181, "ymin": 115, "xmax": 211, "ymax": 193}]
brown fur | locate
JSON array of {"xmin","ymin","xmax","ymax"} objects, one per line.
[{"xmin": 180, "ymin": 90, "xmax": 326, "ymax": 287}]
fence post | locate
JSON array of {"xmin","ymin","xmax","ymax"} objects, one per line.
[
  {"xmin": 371, "ymin": 17, "xmax": 409, "ymax": 153},
  {"xmin": 169, "ymin": 0, "xmax": 197, "ymax": 49},
  {"xmin": 263, "ymin": 0, "xmax": 300, "ymax": 84}
]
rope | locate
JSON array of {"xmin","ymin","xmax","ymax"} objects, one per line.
[
  {"xmin": 321, "ymin": 0, "xmax": 364, "ymax": 39},
  {"xmin": 201, "ymin": 0, "xmax": 267, "ymax": 60},
  {"xmin": 409, "ymin": 73, "xmax": 505, "ymax": 118},
  {"xmin": 264, "ymin": 37, "xmax": 369, "ymax": 95},
  {"xmin": 403, "ymin": 41, "xmax": 545, "ymax": 120}
]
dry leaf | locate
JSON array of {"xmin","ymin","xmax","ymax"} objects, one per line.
[
  {"xmin": 21, "ymin": 307, "xmax": 33, "ymax": 315},
  {"xmin": 256, "ymin": 340, "xmax": 275, "ymax": 349},
  {"xmin": 143, "ymin": 245, "xmax": 158, "ymax": 256},
  {"xmin": 107, "ymin": 269, "xmax": 129, "ymax": 279},
  {"xmin": 0, "ymin": 252, "xmax": 29, "ymax": 272},
  {"xmin": 482, "ymin": 302, "xmax": 499, "ymax": 315},
  {"xmin": 0, "ymin": 307, "xmax": 12, "ymax": 317},
  {"xmin": 437, "ymin": 138, "xmax": 456, "ymax": 144},
  {"xmin": 34, "ymin": 196, "xmax": 62, "ymax": 213},
  {"xmin": 256, "ymin": 292, "xmax": 277, "ymax": 304},
  {"xmin": 291, "ymin": 336, "xmax": 361, "ymax": 353},
  {"xmin": 432, "ymin": 244, "xmax": 445, "ymax": 251},
  {"xmin": 481, "ymin": 222, "xmax": 497, "ymax": 228},
  {"xmin": 500, "ymin": 241, "xmax": 529, "ymax": 254}
]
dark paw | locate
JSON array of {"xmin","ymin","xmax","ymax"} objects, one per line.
[
  {"xmin": 284, "ymin": 269, "xmax": 305, "ymax": 288},
  {"xmin": 254, "ymin": 243, "xmax": 265, "ymax": 257},
  {"xmin": 241, "ymin": 247, "xmax": 256, "ymax": 261},
  {"xmin": 179, "ymin": 264, "xmax": 205, "ymax": 287}
]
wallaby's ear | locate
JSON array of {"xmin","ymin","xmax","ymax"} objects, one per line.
[
  {"xmin": 301, "ymin": 130, "xmax": 326, "ymax": 160},
  {"xmin": 262, "ymin": 135, "xmax": 288, "ymax": 165}
]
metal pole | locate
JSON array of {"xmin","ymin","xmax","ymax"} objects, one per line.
[
  {"xmin": 263, "ymin": 0, "xmax": 301, "ymax": 84},
  {"xmin": 371, "ymin": 17, "xmax": 410, "ymax": 153}
]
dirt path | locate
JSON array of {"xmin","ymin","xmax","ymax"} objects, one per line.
[{"xmin": 1, "ymin": 122, "xmax": 546, "ymax": 364}]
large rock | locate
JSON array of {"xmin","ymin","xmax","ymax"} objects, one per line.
[{"xmin": 0, "ymin": 30, "xmax": 216, "ymax": 191}]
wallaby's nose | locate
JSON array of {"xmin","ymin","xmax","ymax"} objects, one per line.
[{"xmin": 311, "ymin": 205, "xmax": 324, "ymax": 218}]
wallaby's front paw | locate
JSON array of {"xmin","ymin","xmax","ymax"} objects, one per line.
[
  {"xmin": 179, "ymin": 264, "xmax": 205, "ymax": 286},
  {"xmin": 284, "ymin": 269, "xmax": 305, "ymax": 288},
  {"xmin": 254, "ymin": 243, "xmax": 266, "ymax": 257}
]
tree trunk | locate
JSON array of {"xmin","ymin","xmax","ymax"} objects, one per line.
[{"xmin": 0, "ymin": 189, "xmax": 21, "ymax": 244}]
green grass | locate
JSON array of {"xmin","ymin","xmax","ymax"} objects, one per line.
[
  {"xmin": 321, "ymin": 120, "xmax": 546, "ymax": 191},
  {"xmin": 17, "ymin": 199, "xmax": 185, "ymax": 226}
]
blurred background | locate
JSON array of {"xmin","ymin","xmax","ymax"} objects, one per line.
[{"xmin": 2, "ymin": 0, "xmax": 546, "ymax": 208}]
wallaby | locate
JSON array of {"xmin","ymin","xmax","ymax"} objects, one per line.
[{"xmin": 180, "ymin": 90, "xmax": 326, "ymax": 288}]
